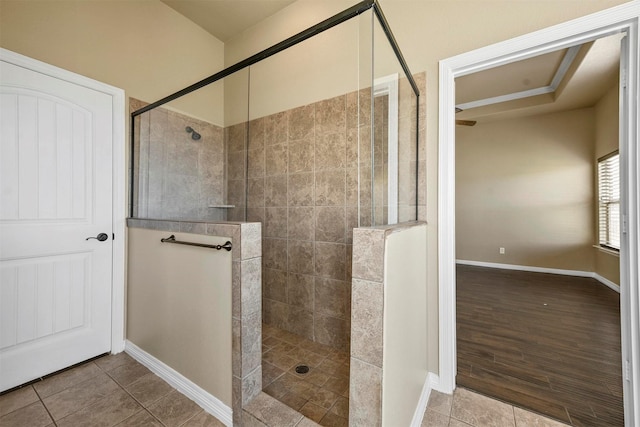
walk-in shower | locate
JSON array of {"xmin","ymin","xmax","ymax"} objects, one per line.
[{"xmin": 130, "ymin": 0, "xmax": 419, "ymax": 423}]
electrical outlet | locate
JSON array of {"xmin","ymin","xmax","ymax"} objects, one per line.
[{"xmin": 499, "ymin": 247, "xmax": 505, "ymax": 255}]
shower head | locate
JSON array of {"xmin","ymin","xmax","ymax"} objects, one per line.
[{"xmin": 185, "ymin": 126, "xmax": 201, "ymax": 140}]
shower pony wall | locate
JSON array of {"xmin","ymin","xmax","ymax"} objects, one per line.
[
  {"xmin": 129, "ymin": 0, "xmax": 421, "ymax": 422},
  {"xmin": 226, "ymin": 80, "xmax": 421, "ymax": 352}
]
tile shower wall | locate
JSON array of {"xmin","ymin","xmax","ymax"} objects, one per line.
[
  {"xmin": 226, "ymin": 72, "xmax": 426, "ymax": 352},
  {"xmin": 131, "ymin": 98, "xmax": 227, "ymax": 221}
]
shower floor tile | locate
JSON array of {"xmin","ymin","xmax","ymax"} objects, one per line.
[{"xmin": 262, "ymin": 324, "xmax": 349, "ymax": 427}]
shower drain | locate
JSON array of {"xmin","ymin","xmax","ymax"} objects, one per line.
[{"xmin": 295, "ymin": 365, "xmax": 310, "ymax": 374}]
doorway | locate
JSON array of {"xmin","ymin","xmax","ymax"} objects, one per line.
[
  {"xmin": 438, "ymin": 4, "xmax": 640, "ymax": 427},
  {"xmin": 0, "ymin": 49, "xmax": 126, "ymax": 391}
]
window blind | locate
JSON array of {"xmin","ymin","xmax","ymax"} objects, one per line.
[{"xmin": 598, "ymin": 152, "xmax": 620, "ymax": 250}]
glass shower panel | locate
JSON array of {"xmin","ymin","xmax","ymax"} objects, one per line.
[
  {"xmin": 247, "ymin": 16, "xmax": 360, "ymax": 347},
  {"xmin": 223, "ymin": 68, "xmax": 250, "ymax": 221},
  {"xmin": 131, "ymin": 71, "xmax": 250, "ymax": 221},
  {"xmin": 357, "ymin": 10, "xmax": 374, "ymax": 228},
  {"xmin": 371, "ymin": 16, "xmax": 418, "ymax": 225}
]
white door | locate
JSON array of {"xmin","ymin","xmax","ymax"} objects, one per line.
[{"xmin": 0, "ymin": 59, "xmax": 113, "ymax": 392}]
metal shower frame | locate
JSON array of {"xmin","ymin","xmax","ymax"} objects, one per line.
[{"xmin": 129, "ymin": 0, "xmax": 420, "ymax": 219}]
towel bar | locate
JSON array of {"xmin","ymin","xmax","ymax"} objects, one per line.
[{"xmin": 160, "ymin": 235, "xmax": 232, "ymax": 251}]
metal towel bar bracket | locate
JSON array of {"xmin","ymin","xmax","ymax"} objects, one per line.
[{"xmin": 160, "ymin": 235, "xmax": 232, "ymax": 251}]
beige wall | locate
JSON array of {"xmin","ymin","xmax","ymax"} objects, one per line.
[
  {"xmin": 0, "ymin": 0, "xmax": 225, "ymax": 124},
  {"xmin": 127, "ymin": 228, "xmax": 232, "ymax": 405},
  {"xmin": 1, "ymin": 0, "xmax": 629, "ymax": 376},
  {"xmin": 223, "ymin": 1, "xmax": 413, "ymax": 126},
  {"xmin": 594, "ymin": 84, "xmax": 621, "ymax": 285},
  {"xmin": 382, "ymin": 224, "xmax": 428, "ymax": 426},
  {"xmin": 224, "ymin": 1, "xmax": 356, "ymax": 127},
  {"xmin": 224, "ymin": 0, "xmax": 629, "ymax": 374},
  {"xmin": 456, "ymin": 109, "xmax": 596, "ymax": 270}
]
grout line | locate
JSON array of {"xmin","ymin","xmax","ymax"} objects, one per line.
[{"xmin": 32, "ymin": 385, "xmax": 58, "ymax": 427}]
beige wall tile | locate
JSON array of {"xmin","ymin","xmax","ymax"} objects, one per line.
[
  {"xmin": 227, "ymin": 150, "xmax": 245, "ymax": 181},
  {"xmin": 232, "ymin": 317, "xmax": 242, "ymax": 377},
  {"xmin": 315, "ymin": 277, "xmax": 349, "ymax": 320},
  {"xmin": 351, "ymin": 279, "xmax": 383, "ymax": 367},
  {"xmin": 241, "ymin": 256, "xmax": 262, "ymax": 316},
  {"xmin": 349, "ymin": 358, "xmax": 381, "ymax": 426},
  {"xmin": 288, "ymin": 207, "xmax": 315, "ymax": 240},
  {"xmin": 288, "ymin": 173, "xmax": 315, "ymax": 207},
  {"xmin": 247, "ymin": 178, "xmax": 265, "ymax": 207},
  {"xmin": 248, "ymin": 147, "xmax": 265, "ymax": 179},
  {"xmin": 247, "ymin": 207, "xmax": 266, "ymax": 223},
  {"xmin": 352, "ymin": 228, "xmax": 384, "ymax": 282},
  {"xmin": 286, "ymin": 306, "xmax": 314, "ymax": 340},
  {"xmin": 265, "ymin": 207, "xmax": 288, "ymax": 238},
  {"xmin": 263, "ymin": 238, "xmax": 288, "ymax": 271},
  {"xmin": 227, "ymin": 123, "xmax": 246, "ymax": 152},
  {"xmin": 240, "ymin": 222, "xmax": 262, "ymax": 260},
  {"xmin": 264, "ymin": 175, "xmax": 288, "ymax": 207},
  {"xmin": 315, "ymin": 206, "xmax": 346, "ymax": 243},
  {"xmin": 315, "ymin": 171, "xmax": 346, "ymax": 207},
  {"xmin": 289, "ymin": 138, "xmax": 315, "ymax": 173},
  {"xmin": 241, "ymin": 367, "xmax": 262, "ymax": 406},
  {"xmin": 264, "ymin": 268, "xmax": 288, "ymax": 303},
  {"xmin": 315, "ymin": 315, "xmax": 349, "ymax": 350},
  {"xmin": 227, "ymin": 179, "xmax": 246, "ymax": 208},
  {"xmin": 316, "ymin": 96, "xmax": 345, "ymax": 135},
  {"xmin": 287, "ymin": 273, "xmax": 314, "ymax": 310},
  {"xmin": 248, "ymin": 118, "xmax": 265, "ymax": 150},
  {"xmin": 242, "ymin": 311, "xmax": 263, "ymax": 377},
  {"xmin": 288, "ymin": 240, "xmax": 314, "ymax": 275},
  {"xmin": 288, "ymin": 104, "xmax": 315, "ymax": 141},
  {"xmin": 265, "ymin": 112, "xmax": 289, "ymax": 146},
  {"xmin": 314, "ymin": 242, "xmax": 346, "ymax": 280},
  {"xmin": 315, "ymin": 132, "xmax": 346, "ymax": 171},
  {"xmin": 265, "ymin": 142, "xmax": 288, "ymax": 176},
  {"xmin": 263, "ymin": 299, "xmax": 288, "ymax": 331}
]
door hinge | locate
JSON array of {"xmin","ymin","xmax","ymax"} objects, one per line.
[
  {"xmin": 625, "ymin": 359, "xmax": 631, "ymax": 381},
  {"xmin": 621, "ymin": 68, "xmax": 627, "ymax": 89},
  {"xmin": 622, "ymin": 214, "xmax": 627, "ymax": 234}
]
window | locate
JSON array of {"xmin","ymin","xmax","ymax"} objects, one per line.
[{"xmin": 598, "ymin": 151, "xmax": 620, "ymax": 251}]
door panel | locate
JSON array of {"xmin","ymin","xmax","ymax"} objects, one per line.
[
  {"xmin": 1, "ymin": 91, "xmax": 92, "ymax": 221},
  {"xmin": 0, "ymin": 60, "xmax": 112, "ymax": 391}
]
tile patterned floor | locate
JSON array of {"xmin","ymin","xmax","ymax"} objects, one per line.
[
  {"xmin": 261, "ymin": 324, "xmax": 349, "ymax": 427},
  {"xmin": 0, "ymin": 353, "xmax": 225, "ymax": 427},
  {"xmin": 425, "ymin": 388, "xmax": 570, "ymax": 427},
  {"xmin": 1, "ymin": 350, "xmax": 572, "ymax": 427}
]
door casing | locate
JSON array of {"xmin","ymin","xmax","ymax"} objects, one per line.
[
  {"xmin": 0, "ymin": 48, "xmax": 126, "ymax": 358},
  {"xmin": 437, "ymin": 2, "xmax": 640, "ymax": 426}
]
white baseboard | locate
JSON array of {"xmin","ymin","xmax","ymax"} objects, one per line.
[
  {"xmin": 592, "ymin": 273, "xmax": 620, "ymax": 293},
  {"xmin": 125, "ymin": 341, "xmax": 232, "ymax": 426},
  {"xmin": 456, "ymin": 260, "xmax": 620, "ymax": 294},
  {"xmin": 410, "ymin": 372, "xmax": 440, "ymax": 427}
]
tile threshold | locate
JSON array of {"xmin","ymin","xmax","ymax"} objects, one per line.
[{"xmin": 243, "ymin": 392, "xmax": 321, "ymax": 427}]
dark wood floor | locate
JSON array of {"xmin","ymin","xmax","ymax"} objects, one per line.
[{"xmin": 456, "ymin": 264, "xmax": 623, "ymax": 426}]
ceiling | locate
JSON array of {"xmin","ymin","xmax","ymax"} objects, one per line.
[
  {"xmin": 159, "ymin": 1, "xmax": 621, "ymax": 122},
  {"xmin": 160, "ymin": 0, "xmax": 297, "ymax": 42},
  {"xmin": 455, "ymin": 33, "xmax": 622, "ymax": 123}
]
